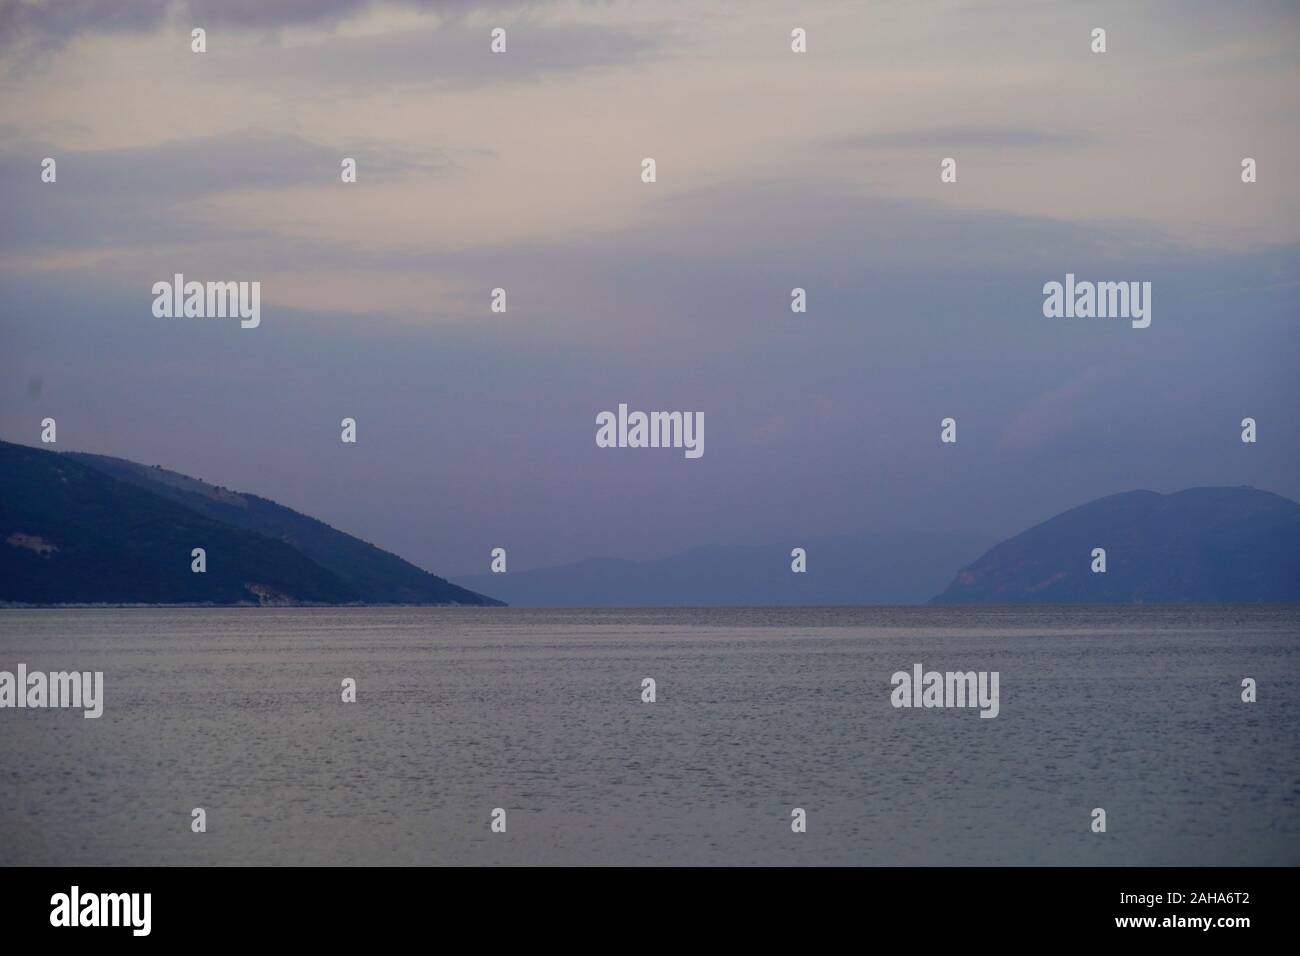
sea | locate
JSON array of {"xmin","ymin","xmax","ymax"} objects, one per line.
[{"xmin": 1, "ymin": 605, "xmax": 1296, "ymax": 866}]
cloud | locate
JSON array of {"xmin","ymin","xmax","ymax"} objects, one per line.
[
  {"xmin": 0, "ymin": 1, "xmax": 523, "ymax": 52},
  {"xmin": 2, "ymin": 4, "xmax": 669, "ymax": 96},
  {"xmin": 232, "ymin": 18, "xmax": 669, "ymax": 93},
  {"xmin": 996, "ymin": 364, "xmax": 1108, "ymax": 455},
  {"xmin": 5, "ymin": 128, "xmax": 444, "ymax": 194},
  {"xmin": 833, "ymin": 126, "xmax": 1091, "ymax": 151},
  {"xmin": 0, "ymin": 0, "xmax": 172, "ymax": 53},
  {"xmin": 0, "ymin": 0, "xmax": 669, "ymax": 90},
  {"xmin": 0, "ymin": 129, "xmax": 456, "ymax": 252}
]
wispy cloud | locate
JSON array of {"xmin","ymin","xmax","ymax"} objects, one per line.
[
  {"xmin": 833, "ymin": 126, "xmax": 1091, "ymax": 151},
  {"xmin": 0, "ymin": 130, "xmax": 459, "ymax": 252},
  {"xmin": 0, "ymin": 0, "xmax": 530, "ymax": 52}
]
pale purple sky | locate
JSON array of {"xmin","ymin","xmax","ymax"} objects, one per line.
[{"xmin": 2, "ymin": 0, "xmax": 1297, "ymax": 576}]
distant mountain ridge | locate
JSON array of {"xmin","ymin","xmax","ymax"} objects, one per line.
[
  {"xmin": 452, "ymin": 532, "xmax": 994, "ymax": 606},
  {"xmin": 932, "ymin": 487, "xmax": 1300, "ymax": 604},
  {"xmin": 5, "ymin": 439, "xmax": 1294, "ymax": 608},
  {"xmin": 0, "ymin": 440, "xmax": 502, "ymax": 606}
]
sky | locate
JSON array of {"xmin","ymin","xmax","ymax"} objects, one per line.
[{"xmin": 1, "ymin": 0, "xmax": 1297, "ymax": 577}]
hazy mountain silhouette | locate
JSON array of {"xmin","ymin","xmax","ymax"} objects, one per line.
[
  {"xmin": 932, "ymin": 487, "xmax": 1300, "ymax": 604},
  {"xmin": 0, "ymin": 440, "xmax": 502, "ymax": 606},
  {"xmin": 7, "ymin": 438, "xmax": 1294, "ymax": 608},
  {"xmin": 452, "ymin": 532, "xmax": 993, "ymax": 606}
]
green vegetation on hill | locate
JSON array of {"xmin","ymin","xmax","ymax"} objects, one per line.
[
  {"xmin": 0, "ymin": 440, "xmax": 502, "ymax": 606},
  {"xmin": 69, "ymin": 451, "xmax": 499, "ymax": 606}
]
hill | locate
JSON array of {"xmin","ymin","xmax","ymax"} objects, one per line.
[
  {"xmin": 931, "ymin": 487, "xmax": 1300, "ymax": 604},
  {"xmin": 69, "ymin": 450, "xmax": 499, "ymax": 606},
  {"xmin": 0, "ymin": 440, "xmax": 502, "ymax": 606}
]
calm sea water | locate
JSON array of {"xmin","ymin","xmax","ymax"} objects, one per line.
[{"xmin": 1, "ymin": 606, "xmax": 1297, "ymax": 866}]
